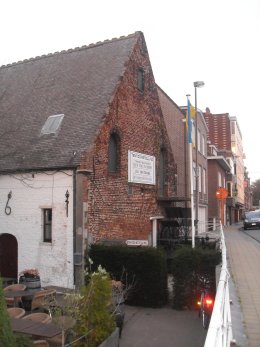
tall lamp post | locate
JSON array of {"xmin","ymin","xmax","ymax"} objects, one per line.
[{"xmin": 193, "ymin": 81, "xmax": 205, "ymax": 235}]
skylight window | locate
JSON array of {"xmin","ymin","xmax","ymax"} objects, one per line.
[{"xmin": 41, "ymin": 114, "xmax": 64, "ymax": 135}]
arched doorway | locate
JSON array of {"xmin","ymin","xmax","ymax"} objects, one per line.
[{"xmin": 0, "ymin": 233, "xmax": 18, "ymax": 279}]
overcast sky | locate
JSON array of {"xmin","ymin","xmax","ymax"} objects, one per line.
[{"xmin": 1, "ymin": 0, "xmax": 259, "ymax": 182}]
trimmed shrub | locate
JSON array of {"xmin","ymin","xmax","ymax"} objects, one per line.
[
  {"xmin": 170, "ymin": 246, "xmax": 221, "ymax": 309},
  {"xmin": 89, "ymin": 245, "xmax": 168, "ymax": 307}
]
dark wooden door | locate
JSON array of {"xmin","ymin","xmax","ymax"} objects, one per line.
[{"xmin": 0, "ymin": 233, "xmax": 18, "ymax": 278}]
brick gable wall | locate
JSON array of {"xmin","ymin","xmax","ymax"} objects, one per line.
[{"xmin": 80, "ymin": 36, "xmax": 175, "ymax": 242}]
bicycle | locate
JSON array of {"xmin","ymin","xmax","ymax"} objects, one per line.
[{"xmin": 197, "ymin": 276, "xmax": 214, "ymax": 329}]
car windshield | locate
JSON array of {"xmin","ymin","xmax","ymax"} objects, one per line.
[{"xmin": 245, "ymin": 211, "xmax": 260, "ymax": 219}]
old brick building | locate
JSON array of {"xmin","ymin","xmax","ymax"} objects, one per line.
[
  {"xmin": 0, "ymin": 32, "xmax": 178, "ymax": 287},
  {"xmin": 79, "ymin": 32, "xmax": 177, "ymax": 246}
]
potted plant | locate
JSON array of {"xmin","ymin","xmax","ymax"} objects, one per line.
[
  {"xmin": 19, "ymin": 269, "xmax": 41, "ymax": 310},
  {"xmin": 19, "ymin": 268, "xmax": 41, "ymax": 289}
]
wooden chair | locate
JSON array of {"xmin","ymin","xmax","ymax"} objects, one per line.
[
  {"xmin": 3, "ymin": 283, "xmax": 26, "ymax": 306},
  {"xmin": 23, "ymin": 312, "xmax": 52, "ymax": 324},
  {"xmin": 33, "ymin": 340, "xmax": 50, "ymax": 347},
  {"xmin": 31, "ymin": 288, "xmax": 57, "ymax": 312},
  {"xmin": 7, "ymin": 307, "xmax": 26, "ymax": 318}
]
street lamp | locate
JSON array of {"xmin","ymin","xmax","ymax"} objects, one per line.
[{"xmin": 194, "ymin": 81, "xmax": 205, "ymax": 235}]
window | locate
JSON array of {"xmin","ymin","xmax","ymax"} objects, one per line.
[
  {"xmin": 203, "ymin": 168, "xmax": 206, "ymax": 194},
  {"xmin": 197, "ymin": 129, "xmax": 201, "ymax": 152},
  {"xmin": 218, "ymin": 172, "xmax": 222, "ymax": 187},
  {"xmin": 137, "ymin": 68, "xmax": 145, "ymax": 92},
  {"xmin": 231, "ymin": 121, "xmax": 235, "ymax": 134},
  {"xmin": 202, "ymin": 135, "xmax": 206, "ymax": 155},
  {"xmin": 108, "ymin": 132, "xmax": 120, "ymax": 173},
  {"xmin": 199, "ymin": 165, "xmax": 202, "ymax": 192},
  {"xmin": 227, "ymin": 182, "xmax": 232, "ymax": 197},
  {"xmin": 43, "ymin": 209, "xmax": 52, "ymax": 242},
  {"xmin": 193, "ymin": 161, "xmax": 196, "ymax": 189},
  {"xmin": 41, "ymin": 114, "xmax": 64, "ymax": 135},
  {"xmin": 192, "ymin": 123, "xmax": 195, "ymax": 147}
]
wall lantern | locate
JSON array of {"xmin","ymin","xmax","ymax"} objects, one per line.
[
  {"xmin": 5, "ymin": 190, "xmax": 12, "ymax": 215},
  {"xmin": 65, "ymin": 190, "xmax": 70, "ymax": 217}
]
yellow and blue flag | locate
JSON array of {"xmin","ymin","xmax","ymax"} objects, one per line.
[
  {"xmin": 186, "ymin": 99, "xmax": 192, "ymax": 144},
  {"xmin": 186, "ymin": 99, "xmax": 196, "ymax": 144}
]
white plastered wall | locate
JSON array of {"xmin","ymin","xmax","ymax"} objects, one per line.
[{"xmin": 0, "ymin": 170, "xmax": 74, "ymax": 288}]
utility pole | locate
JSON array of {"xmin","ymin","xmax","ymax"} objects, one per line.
[{"xmin": 193, "ymin": 81, "xmax": 205, "ymax": 235}]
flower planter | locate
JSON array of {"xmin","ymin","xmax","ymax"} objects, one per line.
[
  {"xmin": 19, "ymin": 276, "xmax": 41, "ymax": 311},
  {"xmin": 19, "ymin": 276, "xmax": 41, "ymax": 290}
]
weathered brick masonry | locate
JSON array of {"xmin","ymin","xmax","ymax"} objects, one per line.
[{"xmin": 80, "ymin": 35, "xmax": 176, "ymax": 242}]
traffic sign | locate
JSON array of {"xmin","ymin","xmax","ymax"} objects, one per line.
[{"xmin": 216, "ymin": 187, "xmax": 228, "ymax": 200}]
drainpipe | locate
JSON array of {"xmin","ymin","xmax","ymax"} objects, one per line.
[{"xmin": 73, "ymin": 169, "xmax": 77, "ymax": 287}]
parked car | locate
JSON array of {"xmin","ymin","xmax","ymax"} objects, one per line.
[{"xmin": 243, "ymin": 210, "xmax": 260, "ymax": 230}]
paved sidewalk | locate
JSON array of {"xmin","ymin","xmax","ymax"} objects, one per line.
[
  {"xmin": 119, "ymin": 305, "xmax": 207, "ymax": 347},
  {"xmin": 224, "ymin": 223, "xmax": 260, "ymax": 347}
]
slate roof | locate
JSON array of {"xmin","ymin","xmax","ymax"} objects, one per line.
[{"xmin": 0, "ymin": 32, "xmax": 140, "ymax": 172}]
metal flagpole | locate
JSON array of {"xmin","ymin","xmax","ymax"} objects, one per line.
[{"xmin": 186, "ymin": 94, "xmax": 195, "ymax": 248}]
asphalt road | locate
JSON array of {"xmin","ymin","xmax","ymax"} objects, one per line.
[{"xmin": 242, "ymin": 227, "xmax": 260, "ymax": 243}]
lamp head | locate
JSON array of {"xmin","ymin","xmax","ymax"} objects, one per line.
[{"xmin": 194, "ymin": 81, "xmax": 205, "ymax": 88}]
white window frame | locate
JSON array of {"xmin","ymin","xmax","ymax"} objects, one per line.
[
  {"xmin": 202, "ymin": 135, "xmax": 205, "ymax": 155},
  {"xmin": 218, "ymin": 172, "xmax": 222, "ymax": 187},
  {"xmin": 197, "ymin": 129, "xmax": 201, "ymax": 152},
  {"xmin": 42, "ymin": 208, "xmax": 52, "ymax": 243},
  {"xmin": 199, "ymin": 165, "xmax": 202, "ymax": 192},
  {"xmin": 203, "ymin": 168, "xmax": 206, "ymax": 194},
  {"xmin": 193, "ymin": 161, "xmax": 196, "ymax": 189}
]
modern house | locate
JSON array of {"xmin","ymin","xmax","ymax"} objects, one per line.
[
  {"xmin": 0, "ymin": 32, "xmax": 178, "ymax": 288},
  {"xmin": 207, "ymin": 145, "xmax": 231, "ymax": 225},
  {"xmin": 204, "ymin": 108, "xmax": 245, "ymax": 222}
]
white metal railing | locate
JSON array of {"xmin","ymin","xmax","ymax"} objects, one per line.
[{"xmin": 204, "ymin": 222, "xmax": 233, "ymax": 347}]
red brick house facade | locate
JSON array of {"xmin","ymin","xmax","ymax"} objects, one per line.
[{"xmin": 78, "ymin": 32, "xmax": 176, "ymax": 246}]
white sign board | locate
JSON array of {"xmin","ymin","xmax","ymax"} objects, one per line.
[
  {"xmin": 128, "ymin": 151, "xmax": 156, "ymax": 185},
  {"xmin": 126, "ymin": 240, "xmax": 149, "ymax": 246}
]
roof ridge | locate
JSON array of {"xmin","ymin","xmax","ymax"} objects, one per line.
[{"xmin": 0, "ymin": 31, "xmax": 141, "ymax": 69}]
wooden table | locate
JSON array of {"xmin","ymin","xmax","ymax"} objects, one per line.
[
  {"xmin": 4, "ymin": 289, "xmax": 43, "ymax": 308},
  {"xmin": 11, "ymin": 317, "xmax": 61, "ymax": 338}
]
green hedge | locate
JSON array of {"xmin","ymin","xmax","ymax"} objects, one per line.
[
  {"xmin": 169, "ymin": 246, "xmax": 221, "ymax": 309},
  {"xmin": 88, "ymin": 245, "xmax": 168, "ymax": 307}
]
